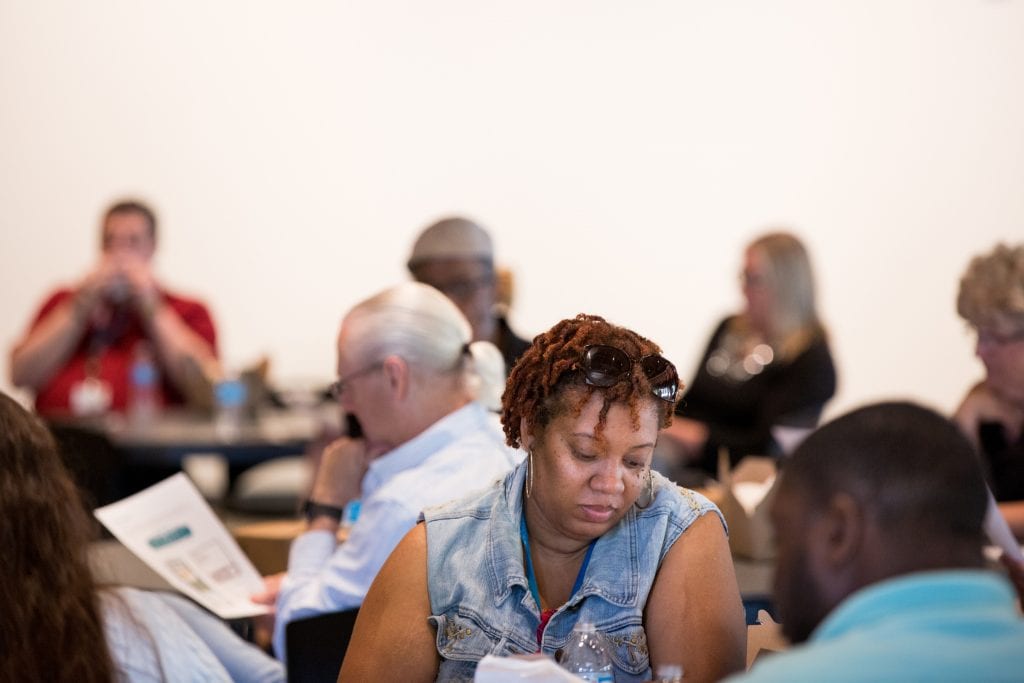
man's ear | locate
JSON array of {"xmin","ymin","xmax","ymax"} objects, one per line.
[
  {"xmin": 381, "ymin": 356, "xmax": 409, "ymax": 400},
  {"xmin": 818, "ymin": 492, "xmax": 865, "ymax": 569},
  {"xmin": 519, "ymin": 416, "xmax": 534, "ymax": 451}
]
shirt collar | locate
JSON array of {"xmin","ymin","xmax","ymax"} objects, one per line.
[
  {"xmin": 362, "ymin": 401, "xmax": 486, "ymax": 495},
  {"xmin": 812, "ymin": 569, "xmax": 1018, "ymax": 643}
]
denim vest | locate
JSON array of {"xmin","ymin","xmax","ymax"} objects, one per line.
[{"xmin": 422, "ymin": 461, "xmax": 724, "ymax": 682}]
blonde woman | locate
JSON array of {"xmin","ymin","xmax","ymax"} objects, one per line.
[{"xmin": 663, "ymin": 232, "xmax": 837, "ymax": 480}]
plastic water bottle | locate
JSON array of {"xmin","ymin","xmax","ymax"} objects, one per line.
[
  {"xmin": 559, "ymin": 621, "xmax": 614, "ymax": 683},
  {"xmin": 654, "ymin": 663, "xmax": 685, "ymax": 682},
  {"xmin": 129, "ymin": 342, "xmax": 159, "ymax": 425},
  {"xmin": 342, "ymin": 499, "xmax": 361, "ymax": 526},
  {"xmin": 340, "ymin": 499, "xmax": 361, "ymax": 536},
  {"xmin": 214, "ymin": 378, "xmax": 247, "ymax": 441}
]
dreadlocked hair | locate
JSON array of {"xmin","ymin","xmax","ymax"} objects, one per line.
[{"xmin": 501, "ymin": 314, "xmax": 679, "ymax": 448}]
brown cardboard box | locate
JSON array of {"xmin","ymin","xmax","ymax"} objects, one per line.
[
  {"xmin": 232, "ymin": 519, "xmax": 348, "ymax": 575},
  {"xmin": 716, "ymin": 451, "xmax": 779, "ymax": 560},
  {"xmin": 746, "ymin": 610, "xmax": 789, "ymax": 669}
]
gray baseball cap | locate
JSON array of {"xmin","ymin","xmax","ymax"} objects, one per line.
[{"xmin": 407, "ymin": 217, "xmax": 494, "ymax": 270}]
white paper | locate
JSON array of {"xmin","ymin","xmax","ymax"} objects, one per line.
[
  {"xmin": 474, "ymin": 654, "xmax": 581, "ymax": 682},
  {"xmin": 733, "ymin": 476, "xmax": 776, "ymax": 516},
  {"xmin": 770, "ymin": 425, "xmax": 814, "ymax": 457},
  {"xmin": 95, "ymin": 473, "xmax": 269, "ymax": 619},
  {"xmin": 983, "ymin": 489, "xmax": 1024, "ymax": 563}
]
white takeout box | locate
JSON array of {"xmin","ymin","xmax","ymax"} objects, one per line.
[{"xmin": 714, "ymin": 450, "xmax": 778, "ymax": 560}]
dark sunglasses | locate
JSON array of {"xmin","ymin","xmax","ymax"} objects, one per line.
[{"xmin": 578, "ymin": 344, "xmax": 679, "ymax": 403}]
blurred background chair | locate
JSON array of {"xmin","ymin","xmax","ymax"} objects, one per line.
[
  {"xmin": 46, "ymin": 421, "xmax": 127, "ymax": 511},
  {"xmin": 227, "ymin": 454, "xmax": 312, "ymax": 515}
]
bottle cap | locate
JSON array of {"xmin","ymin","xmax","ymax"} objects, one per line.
[
  {"xmin": 131, "ymin": 362, "xmax": 158, "ymax": 386},
  {"xmin": 214, "ymin": 379, "xmax": 247, "ymax": 407}
]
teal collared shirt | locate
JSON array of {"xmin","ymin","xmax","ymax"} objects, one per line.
[{"xmin": 729, "ymin": 570, "xmax": 1024, "ymax": 682}]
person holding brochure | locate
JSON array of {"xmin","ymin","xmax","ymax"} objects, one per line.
[{"xmin": 0, "ymin": 390, "xmax": 284, "ymax": 683}]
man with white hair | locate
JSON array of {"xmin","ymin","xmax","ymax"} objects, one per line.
[
  {"xmin": 254, "ymin": 282, "xmax": 521, "ymax": 659},
  {"xmin": 408, "ymin": 216, "xmax": 531, "ymax": 375}
]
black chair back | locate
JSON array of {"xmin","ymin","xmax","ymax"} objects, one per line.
[
  {"xmin": 285, "ymin": 608, "xmax": 360, "ymax": 683},
  {"xmin": 46, "ymin": 422, "xmax": 126, "ymax": 510},
  {"xmin": 742, "ymin": 594, "xmax": 778, "ymax": 625}
]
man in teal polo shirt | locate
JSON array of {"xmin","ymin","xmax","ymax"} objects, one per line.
[{"xmin": 728, "ymin": 401, "xmax": 1024, "ymax": 682}]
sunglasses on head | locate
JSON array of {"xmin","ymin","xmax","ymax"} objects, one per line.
[{"xmin": 578, "ymin": 344, "xmax": 679, "ymax": 403}]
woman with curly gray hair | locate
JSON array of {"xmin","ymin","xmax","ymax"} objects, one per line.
[{"xmin": 954, "ymin": 242, "xmax": 1024, "ymax": 542}]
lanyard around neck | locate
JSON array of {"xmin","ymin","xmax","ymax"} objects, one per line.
[{"xmin": 519, "ymin": 512, "xmax": 596, "ymax": 613}]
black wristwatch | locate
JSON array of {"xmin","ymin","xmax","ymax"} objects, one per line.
[{"xmin": 302, "ymin": 500, "xmax": 345, "ymax": 523}]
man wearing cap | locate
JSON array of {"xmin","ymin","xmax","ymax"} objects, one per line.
[{"xmin": 407, "ymin": 216, "xmax": 531, "ymax": 375}]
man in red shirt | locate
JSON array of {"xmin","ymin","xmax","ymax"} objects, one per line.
[{"xmin": 10, "ymin": 200, "xmax": 220, "ymax": 416}]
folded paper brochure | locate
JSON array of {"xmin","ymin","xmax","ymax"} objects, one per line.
[{"xmin": 94, "ymin": 473, "xmax": 269, "ymax": 619}]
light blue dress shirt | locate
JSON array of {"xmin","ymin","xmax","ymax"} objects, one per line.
[
  {"xmin": 728, "ymin": 570, "xmax": 1024, "ymax": 682},
  {"xmin": 103, "ymin": 587, "xmax": 284, "ymax": 682},
  {"xmin": 273, "ymin": 402, "xmax": 522, "ymax": 658}
]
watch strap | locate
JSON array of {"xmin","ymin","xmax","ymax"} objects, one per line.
[{"xmin": 302, "ymin": 499, "xmax": 345, "ymax": 523}]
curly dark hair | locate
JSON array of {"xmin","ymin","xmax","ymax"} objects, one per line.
[
  {"xmin": 501, "ymin": 314, "xmax": 680, "ymax": 448},
  {"xmin": 0, "ymin": 392, "xmax": 114, "ymax": 682}
]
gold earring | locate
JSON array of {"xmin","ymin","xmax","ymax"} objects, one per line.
[{"xmin": 525, "ymin": 450, "xmax": 534, "ymax": 499}]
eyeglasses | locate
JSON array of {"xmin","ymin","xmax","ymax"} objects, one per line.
[
  {"xmin": 739, "ymin": 270, "xmax": 770, "ymax": 289},
  {"xmin": 418, "ymin": 275, "xmax": 494, "ymax": 300},
  {"xmin": 578, "ymin": 344, "xmax": 679, "ymax": 403},
  {"xmin": 329, "ymin": 362, "xmax": 384, "ymax": 399},
  {"xmin": 976, "ymin": 328, "xmax": 1024, "ymax": 348}
]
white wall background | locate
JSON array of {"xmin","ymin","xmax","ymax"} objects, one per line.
[{"xmin": 2, "ymin": 1, "xmax": 1022, "ymax": 419}]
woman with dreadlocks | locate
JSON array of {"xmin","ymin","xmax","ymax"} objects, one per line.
[{"xmin": 339, "ymin": 314, "xmax": 746, "ymax": 683}]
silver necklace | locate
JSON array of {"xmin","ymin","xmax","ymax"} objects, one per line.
[{"xmin": 705, "ymin": 331, "xmax": 775, "ymax": 383}]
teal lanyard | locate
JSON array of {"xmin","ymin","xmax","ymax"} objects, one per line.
[{"xmin": 520, "ymin": 512, "xmax": 596, "ymax": 613}]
